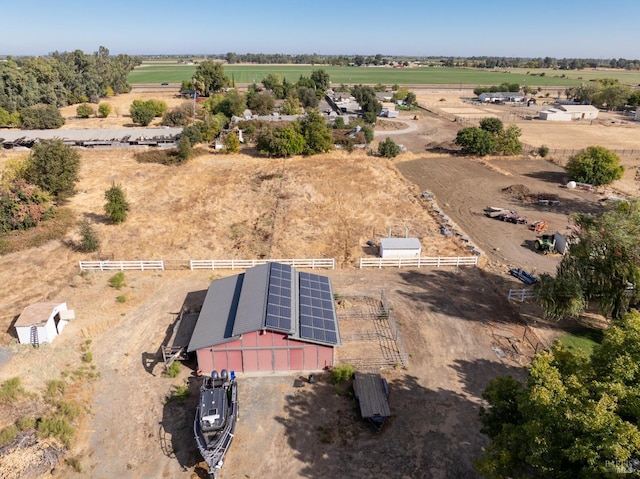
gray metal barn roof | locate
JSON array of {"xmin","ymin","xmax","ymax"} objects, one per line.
[
  {"xmin": 187, "ymin": 263, "xmax": 341, "ymax": 352},
  {"xmin": 0, "ymin": 127, "xmax": 182, "ymax": 146}
]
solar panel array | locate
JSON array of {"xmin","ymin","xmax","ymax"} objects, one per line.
[
  {"xmin": 264, "ymin": 263, "xmax": 293, "ymax": 331},
  {"xmin": 298, "ymin": 272, "xmax": 338, "ymax": 344}
]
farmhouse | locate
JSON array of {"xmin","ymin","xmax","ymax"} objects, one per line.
[
  {"xmin": 187, "ymin": 262, "xmax": 341, "ymax": 374},
  {"xmin": 14, "ymin": 302, "xmax": 74, "ymax": 345},
  {"xmin": 538, "ymin": 105, "xmax": 599, "ymax": 121},
  {"xmin": 379, "ymin": 237, "xmax": 422, "ymax": 259},
  {"xmin": 478, "ymin": 92, "xmax": 525, "ymax": 103}
]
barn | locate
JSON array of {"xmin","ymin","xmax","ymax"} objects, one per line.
[
  {"xmin": 188, "ymin": 262, "xmax": 341, "ymax": 374},
  {"xmin": 478, "ymin": 92, "xmax": 525, "ymax": 103},
  {"xmin": 539, "ymin": 104, "xmax": 599, "ymax": 121},
  {"xmin": 379, "ymin": 237, "xmax": 422, "ymax": 259},
  {"xmin": 14, "ymin": 302, "xmax": 74, "ymax": 345}
]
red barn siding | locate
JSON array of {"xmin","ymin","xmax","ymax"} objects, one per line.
[{"xmin": 196, "ymin": 331, "xmax": 334, "ymax": 374}]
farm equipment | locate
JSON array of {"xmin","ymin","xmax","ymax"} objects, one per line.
[
  {"xmin": 484, "ymin": 206, "xmax": 511, "ymax": 218},
  {"xmin": 509, "ymin": 268, "xmax": 538, "ymax": 285},
  {"xmin": 499, "ymin": 211, "xmax": 527, "ymax": 224},
  {"xmin": 529, "ymin": 221, "xmax": 547, "ymax": 232},
  {"xmin": 534, "ymin": 232, "xmax": 569, "ymax": 255}
]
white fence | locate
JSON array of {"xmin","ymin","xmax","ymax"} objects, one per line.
[
  {"xmin": 359, "ymin": 256, "xmax": 479, "ymax": 269},
  {"xmin": 78, "ymin": 260, "xmax": 165, "ymax": 271},
  {"xmin": 79, "ymin": 258, "xmax": 335, "ymax": 272},
  {"xmin": 507, "ymin": 289, "xmax": 537, "ymax": 302},
  {"xmin": 189, "ymin": 258, "xmax": 335, "ymax": 270}
]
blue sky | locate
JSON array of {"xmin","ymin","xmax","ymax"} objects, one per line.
[{"xmin": 2, "ymin": 0, "xmax": 638, "ymax": 58}]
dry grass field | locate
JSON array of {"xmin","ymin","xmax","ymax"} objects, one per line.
[{"xmin": 0, "ymin": 86, "xmax": 638, "ymax": 478}]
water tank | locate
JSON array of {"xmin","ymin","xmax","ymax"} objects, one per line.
[
  {"xmin": 211, "ymin": 370, "xmax": 219, "ymax": 381},
  {"xmin": 567, "ymin": 181, "xmax": 577, "ymax": 189},
  {"xmin": 220, "ymin": 369, "xmax": 228, "ymax": 380}
]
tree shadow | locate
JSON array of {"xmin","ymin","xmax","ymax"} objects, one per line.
[
  {"xmin": 523, "ymin": 169, "xmax": 568, "ymax": 185},
  {"xmin": 274, "ymin": 371, "xmax": 492, "ymax": 478},
  {"xmin": 452, "ymin": 358, "xmax": 526, "ymax": 399},
  {"xmin": 82, "ymin": 211, "xmax": 110, "ymax": 225}
]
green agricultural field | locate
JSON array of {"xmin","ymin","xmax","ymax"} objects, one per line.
[{"xmin": 128, "ymin": 63, "xmax": 613, "ymax": 88}]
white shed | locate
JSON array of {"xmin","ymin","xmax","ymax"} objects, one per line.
[
  {"xmin": 379, "ymin": 237, "xmax": 422, "ymax": 258},
  {"xmin": 556, "ymin": 104, "xmax": 599, "ymax": 120},
  {"xmin": 14, "ymin": 302, "xmax": 74, "ymax": 345},
  {"xmin": 539, "ymin": 108, "xmax": 573, "ymax": 121}
]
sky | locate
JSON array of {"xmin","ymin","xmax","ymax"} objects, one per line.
[{"xmin": 2, "ymin": 0, "xmax": 638, "ymax": 59}]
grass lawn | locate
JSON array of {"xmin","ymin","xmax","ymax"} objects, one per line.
[
  {"xmin": 557, "ymin": 327, "xmax": 604, "ymax": 356},
  {"xmin": 129, "ymin": 63, "xmax": 605, "ymax": 87}
]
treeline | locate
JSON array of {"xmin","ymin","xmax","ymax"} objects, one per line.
[
  {"xmin": 0, "ymin": 46, "xmax": 141, "ymax": 114},
  {"xmin": 152, "ymin": 53, "xmax": 640, "ymax": 70}
]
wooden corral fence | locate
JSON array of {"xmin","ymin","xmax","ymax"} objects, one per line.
[
  {"xmin": 189, "ymin": 258, "xmax": 335, "ymax": 270},
  {"xmin": 507, "ymin": 288, "xmax": 537, "ymax": 302},
  {"xmin": 78, "ymin": 260, "xmax": 165, "ymax": 271},
  {"xmin": 79, "ymin": 258, "xmax": 335, "ymax": 272},
  {"xmin": 359, "ymin": 256, "xmax": 478, "ymax": 269}
]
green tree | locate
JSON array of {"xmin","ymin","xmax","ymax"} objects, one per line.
[
  {"xmin": 455, "ymin": 127, "xmax": 496, "ymax": 156},
  {"xmin": 97, "ymin": 103, "xmax": 111, "ymax": 118},
  {"xmin": 76, "ymin": 103, "xmax": 94, "ymax": 118},
  {"xmin": 0, "ymin": 107, "xmax": 20, "ymax": 127},
  {"xmin": 104, "ymin": 183, "xmax": 130, "ymax": 224},
  {"xmin": 161, "ymin": 103, "xmax": 193, "ymax": 127},
  {"xmin": 477, "ymin": 311, "xmax": 640, "ymax": 478},
  {"xmin": 214, "ymin": 90, "xmax": 246, "ymax": 118},
  {"xmin": 351, "ymin": 85, "xmax": 381, "ymax": 125},
  {"xmin": 361, "ymin": 125, "xmax": 374, "ymax": 144},
  {"xmin": 281, "ymin": 96, "xmax": 301, "ymax": 115},
  {"xmin": 565, "ymin": 146, "xmax": 624, "ymax": 187},
  {"xmin": 181, "ymin": 125, "xmax": 203, "ymax": 145},
  {"xmin": 24, "ymin": 139, "xmax": 80, "ymax": 199},
  {"xmin": 495, "ymin": 125, "xmax": 523, "ymax": 155},
  {"xmin": 536, "ymin": 199, "xmax": 640, "ymax": 320},
  {"xmin": 222, "ymin": 132, "xmax": 240, "ymax": 153},
  {"xmin": 479, "ymin": 117, "xmax": 504, "ymax": 135},
  {"xmin": 593, "ymin": 83, "xmax": 632, "ymax": 110},
  {"xmin": 297, "ymin": 87, "xmax": 319, "ymax": 109},
  {"xmin": 129, "ymin": 101, "xmax": 155, "ymax": 126},
  {"xmin": 20, "ymin": 104, "xmax": 65, "ymax": 129},
  {"xmin": 177, "ymin": 137, "xmax": 192, "ymax": 161},
  {"xmin": 298, "ymin": 109, "xmax": 333, "ymax": 155},
  {"xmin": 247, "ymin": 91, "xmax": 275, "ymax": 115},
  {"xmin": 404, "ymin": 91, "xmax": 417, "ymax": 106},
  {"xmin": 262, "ymin": 73, "xmax": 284, "ymax": 99},
  {"xmin": 194, "ymin": 61, "xmax": 230, "ymax": 95},
  {"xmin": 310, "ymin": 69, "xmax": 330, "ymax": 91},
  {"xmin": 256, "ymin": 124, "xmax": 304, "ymax": 158},
  {"xmin": 377, "ymin": 137, "xmax": 400, "ymax": 158},
  {"xmin": 77, "ymin": 219, "xmax": 100, "ymax": 252}
]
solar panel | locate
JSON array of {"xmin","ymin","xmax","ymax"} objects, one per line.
[
  {"xmin": 265, "ymin": 263, "xmax": 293, "ymax": 332},
  {"xmin": 298, "ymin": 271, "xmax": 338, "ymax": 344}
]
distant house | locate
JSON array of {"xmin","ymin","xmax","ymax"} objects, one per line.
[
  {"xmin": 187, "ymin": 262, "xmax": 341, "ymax": 374},
  {"xmin": 14, "ymin": 302, "xmax": 74, "ymax": 345},
  {"xmin": 478, "ymin": 92, "xmax": 525, "ymax": 103},
  {"xmin": 379, "ymin": 238, "xmax": 422, "ymax": 259},
  {"xmin": 539, "ymin": 104, "xmax": 599, "ymax": 121}
]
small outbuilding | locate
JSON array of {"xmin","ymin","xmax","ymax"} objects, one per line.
[
  {"xmin": 379, "ymin": 237, "xmax": 422, "ymax": 259},
  {"xmin": 14, "ymin": 302, "xmax": 74, "ymax": 345},
  {"xmin": 478, "ymin": 92, "xmax": 525, "ymax": 103},
  {"xmin": 188, "ymin": 262, "xmax": 341, "ymax": 374}
]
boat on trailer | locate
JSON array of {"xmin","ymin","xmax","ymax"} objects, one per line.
[{"xmin": 194, "ymin": 369, "xmax": 238, "ymax": 478}]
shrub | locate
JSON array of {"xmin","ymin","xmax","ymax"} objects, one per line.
[
  {"xmin": 37, "ymin": 417, "xmax": 75, "ymax": 448},
  {"xmin": 0, "ymin": 180, "xmax": 53, "ymax": 233},
  {"xmin": 166, "ymin": 361, "xmax": 181, "ymax": 378},
  {"xmin": 223, "ymin": 132, "xmax": 240, "ymax": 153},
  {"xmin": 181, "ymin": 125, "xmax": 203, "ymax": 146},
  {"xmin": 177, "ymin": 137, "xmax": 192, "ymax": 161},
  {"xmin": 108, "ymin": 272, "xmax": 126, "ymax": 290},
  {"xmin": 76, "ymin": 104, "xmax": 94, "ymax": 118},
  {"xmin": 161, "ymin": 104, "xmax": 192, "ymax": 127},
  {"xmin": 0, "ymin": 425, "xmax": 18, "ymax": 447},
  {"xmin": 0, "ymin": 377, "xmax": 24, "ymax": 403},
  {"xmin": 171, "ymin": 384, "xmax": 190, "ymax": 402},
  {"xmin": 16, "ymin": 416, "xmax": 36, "ymax": 431},
  {"xmin": 116, "ymin": 295, "xmax": 126, "ymax": 303},
  {"xmin": 378, "ymin": 137, "xmax": 401, "ymax": 158},
  {"xmin": 129, "ymin": 101, "xmax": 155, "ymax": 126},
  {"xmin": 64, "ymin": 457, "xmax": 83, "ymax": 473},
  {"xmin": 98, "ymin": 103, "xmax": 111, "ymax": 118},
  {"xmin": 20, "ymin": 104, "xmax": 65, "ymax": 129},
  {"xmin": 24, "ymin": 139, "xmax": 80, "ymax": 199},
  {"xmin": 44, "ymin": 379, "xmax": 66, "ymax": 402},
  {"xmin": 104, "ymin": 183, "xmax": 130, "ymax": 224},
  {"xmin": 454, "ymin": 127, "xmax": 496, "ymax": 156},
  {"xmin": 330, "ymin": 364, "xmax": 355, "ymax": 384},
  {"xmin": 538, "ymin": 145, "xmax": 550, "ymax": 158},
  {"xmin": 77, "ymin": 219, "xmax": 100, "ymax": 252},
  {"xmin": 81, "ymin": 352, "xmax": 93, "ymax": 363},
  {"xmin": 565, "ymin": 146, "xmax": 624, "ymax": 187}
]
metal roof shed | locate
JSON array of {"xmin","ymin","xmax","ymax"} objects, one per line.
[{"xmin": 379, "ymin": 238, "xmax": 422, "ymax": 259}]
